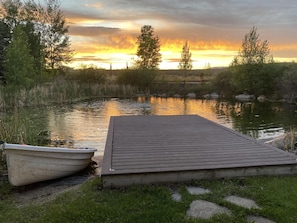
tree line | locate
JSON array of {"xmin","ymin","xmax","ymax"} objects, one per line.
[
  {"xmin": 0, "ymin": 0, "xmax": 71, "ymax": 88},
  {"xmin": 0, "ymin": 1, "xmax": 295, "ymax": 103},
  {"xmin": 212, "ymin": 26, "xmax": 297, "ymax": 102},
  {"xmin": 133, "ymin": 25, "xmax": 297, "ymax": 102}
]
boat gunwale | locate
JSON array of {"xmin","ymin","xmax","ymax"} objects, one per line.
[{"xmin": 3, "ymin": 143, "xmax": 97, "ymax": 154}]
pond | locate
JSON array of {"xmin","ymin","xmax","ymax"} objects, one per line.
[{"xmin": 7, "ymin": 97, "xmax": 297, "ymax": 156}]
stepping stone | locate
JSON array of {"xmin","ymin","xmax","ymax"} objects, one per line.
[
  {"xmin": 186, "ymin": 186, "xmax": 210, "ymax": 195},
  {"xmin": 224, "ymin": 195, "xmax": 260, "ymax": 209},
  {"xmin": 247, "ymin": 215, "xmax": 277, "ymax": 223},
  {"xmin": 171, "ymin": 192, "xmax": 182, "ymax": 202},
  {"xmin": 187, "ymin": 200, "xmax": 232, "ymax": 219}
]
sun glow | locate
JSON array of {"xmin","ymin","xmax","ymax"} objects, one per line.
[
  {"xmin": 68, "ymin": 25, "xmax": 296, "ymax": 70},
  {"xmin": 69, "ymin": 41, "xmax": 239, "ymax": 70}
]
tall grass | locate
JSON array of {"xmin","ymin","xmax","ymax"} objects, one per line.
[
  {"xmin": 282, "ymin": 126, "xmax": 297, "ymax": 151},
  {"xmin": 0, "ymin": 107, "xmax": 41, "ymax": 177},
  {"xmin": 0, "ymin": 77, "xmax": 141, "ymax": 171},
  {"xmin": 0, "ymin": 78, "xmax": 139, "ymax": 110},
  {"xmin": 0, "ymin": 110, "xmax": 39, "ymax": 145}
]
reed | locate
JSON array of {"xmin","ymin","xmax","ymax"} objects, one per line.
[
  {"xmin": 283, "ymin": 126, "xmax": 297, "ymax": 151},
  {"xmin": 0, "ymin": 106, "xmax": 43, "ymax": 174},
  {"xmin": 0, "ymin": 78, "xmax": 140, "ymax": 109},
  {"xmin": 0, "ymin": 110, "xmax": 38, "ymax": 145}
]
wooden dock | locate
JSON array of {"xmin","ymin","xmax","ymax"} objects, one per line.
[{"xmin": 101, "ymin": 115, "xmax": 297, "ymax": 187}]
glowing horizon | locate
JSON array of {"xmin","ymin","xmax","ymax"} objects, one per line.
[{"xmin": 62, "ymin": 1, "xmax": 297, "ymax": 70}]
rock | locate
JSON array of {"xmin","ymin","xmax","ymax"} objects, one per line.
[
  {"xmin": 257, "ymin": 95, "xmax": 267, "ymax": 102},
  {"xmin": 235, "ymin": 94, "xmax": 255, "ymax": 101},
  {"xmin": 203, "ymin": 94, "xmax": 211, "ymax": 99},
  {"xmin": 187, "ymin": 200, "xmax": 232, "ymax": 219},
  {"xmin": 203, "ymin": 92, "xmax": 219, "ymax": 99},
  {"xmin": 224, "ymin": 195, "xmax": 260, "ymax": 209},
  {"xmin": 172, "ymin": 94, "xmax": 181, "ymax": 98},
  {"xmin": 247, "ymin": 215, "xmax": 277, "ymax": 223},
  {"xmin": 157, "ymin": 93, "xmax": 167, "ymax": 98},
  {"xmin": 186, "ymin": 186, "xmax": 210, "ymax": 195},
  {"xmin": 263, "ymin": 134, "xmax": 286, "ymax": 148},
  {"xmin": 186, "ymin": 92, "xmax": 196, "ymax": 99},
  {"xmin": 171, "ymin": 192, "xmax": 182, "ymax": 202}
]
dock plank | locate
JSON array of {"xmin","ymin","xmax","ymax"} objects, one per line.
[{"xmin": 101, "ymin": 115, "xmax": 297, "ymax": 187}]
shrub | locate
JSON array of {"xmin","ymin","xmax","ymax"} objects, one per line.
[
  {"xmin": 117, "ymin": 69, "xmax": 156, "ymax": 89},
  {"xmin": 67, "ymin": 68, "xmax": 107, "ymax": 84},
  {"xmin": 211, "ymin": 70, "xmax": 236, "ymax": 98}
]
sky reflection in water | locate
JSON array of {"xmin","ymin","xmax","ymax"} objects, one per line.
[{"xmin": 45, "ymin": 97, "xmax": 296, "ymax": 156}]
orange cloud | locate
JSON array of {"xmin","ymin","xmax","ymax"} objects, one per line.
[{"xmin": 63, "ymin": 0, "xmax": 297, "ymax": 70}]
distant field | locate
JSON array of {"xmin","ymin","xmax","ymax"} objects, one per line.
[{"xmin": 108, "ymin": 67, "xmax": 228, "ymax": 82}]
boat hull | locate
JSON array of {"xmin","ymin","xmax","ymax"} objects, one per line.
[{"xmin": 4, "ymin": 143, "xmax": 96, "ymax": 186}]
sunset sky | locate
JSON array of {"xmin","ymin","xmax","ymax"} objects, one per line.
[{"xmin": 61, "ymin": 0, "xmax": 297, "ymax": 70}]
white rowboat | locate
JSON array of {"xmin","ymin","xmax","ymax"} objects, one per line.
[{"xmin": 3, "ymin": 143, "xmax": 96, "ymax": 186}]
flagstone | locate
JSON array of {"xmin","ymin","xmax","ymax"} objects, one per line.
[
  {"xmin": 224, "ymin": 195, "xmax": 260, "ymax": 209},
  {"xmin": 247, "ymin": 215, "xmax": 277, "ymax": 223},
  {"xmin": 187, "ymin": 200, "xmax": 232, "ymax": 219},
  {"xmin": 186, "ymin": 186, "xmax": 210, "ymax": 195}
]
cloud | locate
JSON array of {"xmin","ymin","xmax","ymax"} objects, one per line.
[
  {"xmin": 72, "ymin": 55, "xmax": 109, "ymax": 63},
  {"xmin": 60, "ymin": 0, "xmax": 297, "ymax": 69},
  {"xmin": 70, "ymin": 29, "xmax": 136, "ymax": 53},
  {"xmin": 69, "ymin": 26, "xmax": 121, "ymax": 37},
  {"xmin": 85, "ymin": 3, "xmax": 102, "ymax": 10}
]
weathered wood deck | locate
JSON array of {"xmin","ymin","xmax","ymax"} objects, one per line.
[{"xmin": 101, "ymin": 115, "xmax": 297, "ymax": 187}]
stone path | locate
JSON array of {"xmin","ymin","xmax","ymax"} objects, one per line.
[{"xmin": 172, "ymin": 186, "xmax": 277, "ymax": 223}]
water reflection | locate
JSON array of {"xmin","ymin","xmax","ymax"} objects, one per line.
[{"xmin": 9, "ymin": 97, "xmax": 296, "ymax": 156}]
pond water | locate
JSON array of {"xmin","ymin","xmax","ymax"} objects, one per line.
[{"xmin": 10, "ymin": 97, "xmax": 297, "ymax": 156}]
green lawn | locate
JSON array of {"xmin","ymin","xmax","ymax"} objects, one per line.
[{"xmin": 0, "ymin": 176, "xmax": 297, "ymax": 223}]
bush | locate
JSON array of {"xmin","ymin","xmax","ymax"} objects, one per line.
[
  {"xmin": 211, "ymin": 69, "xmax": 236, "ymax": 98},
  {"xmin": 67, "ymin": 68, "xmax": 107, "ymax": 84},
  {"xmin": 116, "ymin": 69, "xmax": 156, "ymax": 89}
]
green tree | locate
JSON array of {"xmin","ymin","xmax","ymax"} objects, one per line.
[
  {"xmin": 281, "ymin": 63, "xmax": 297, "ymax": 103},
  {"xmin": 0, "ymin": 20, "xmax": 11, "ymax": 75},
  {"xmin": 0, "ymin": 0, "xmax": 22, "ymax": 29},
  {"xmin": 21, "ymin": 21, "xmax": 46, "ymax": 78},
  {"xmin": 4, "ymin": 25, "xmax": 34, "ymax": 87},
  {"xmin": 0, "ymin": 0, "xmax": 72, "ymax": 72},
  {"xmin": 136, "ymin": 25, "xmax": 161, "ymax": 70},
  {"xmin": 178, "ymin": 41, "xmax": 192, "ymax": 87},
  {"xmin": 26, "ymin": 0, "xmax": 72, "ymax": 70},
  {"xmin": 231, "ymin": 26, "xmax": 273, "ymax": 95},
  {"xmin": 42, "ymin": 0, "xmax": 72, "ymax": 70}
]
